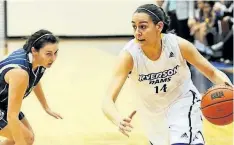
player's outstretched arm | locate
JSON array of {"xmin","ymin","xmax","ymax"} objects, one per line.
[
  {"xmin": 5, "ymin": 69, "xmax": 29, "ymax": 145},
  {"xmin": 102, "ymin": 50, "xmax": 135, "ymax": 137},
  {"xmin": 34, "ymin": 82, "xmax": 62, "ymax": 119},
  {"xmin": 33, "ymin": 82, "xmax": 49, "ymax": 110},
  {"xmin": 177, "ymin": 36, "xmax": 232, "ymax": 86}
]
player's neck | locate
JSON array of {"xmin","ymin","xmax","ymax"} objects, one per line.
[
  {"xmin": 142, "ymin": 39, "xmax": 162, "ymax": 61},
  {"xmin": 32, "ymin": 59, "xmax": 40, "ymax": 70}
]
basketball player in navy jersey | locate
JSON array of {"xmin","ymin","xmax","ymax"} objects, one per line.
[
  {"xmin": 0, "ymin": 29, "xmax": 62, "ymax": 145},
  {"xmin": 102, "ymin": 4, "xmax": 232, "ymax": 145}
]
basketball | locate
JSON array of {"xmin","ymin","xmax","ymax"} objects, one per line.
[{"xmin": 201, "ymin": 85, "xmax": 233, "ymax": 126}]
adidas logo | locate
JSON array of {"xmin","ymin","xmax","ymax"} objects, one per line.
[
  {"xmin": 193, "ymin": 135, "xmax": 199, "ymax": 141},
  {"xmin": 169, "ymin": 52, "xmax": 174, "ymax": 58},
  {"xmin": 0, "ymin": 110, "xmax": 4, "ymax": 120},
  {"xmin": 41, "ymin": 68, "xmax": 45, "ymax": 73},
  {"xmin": 127, "ymin": 71, "xmax": 132, "ymax": 78},
  {"xmin": 181, "ymin": 133, "xmax": 188, "ymax": 138}
]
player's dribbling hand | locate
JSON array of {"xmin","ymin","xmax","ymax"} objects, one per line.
[
  {"xmin": 45, "ymin": 108, "xmax": 63, "ymax": 119},
  {"xmin": 118, "ymin": 110, "xmax": 136, "ymax": 137}
]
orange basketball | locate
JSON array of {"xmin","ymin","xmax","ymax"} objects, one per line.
[{"xmin": 201, "ymin": 85, "xmax": 233, "ymax": 126}]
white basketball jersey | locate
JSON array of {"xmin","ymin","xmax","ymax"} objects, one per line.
[{"xmin": 123, "ymin": 33, "xmax": 201, "ymax": 144}]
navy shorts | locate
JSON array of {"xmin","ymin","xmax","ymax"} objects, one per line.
[{"xmin": 0, "ymin": 107, "xmax": 25, "ymax": 130}]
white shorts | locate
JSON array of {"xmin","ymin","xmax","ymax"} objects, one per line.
[
  {"xmin": 142, "ymin": 90, "xmax": 205, "ymax": 145},
  {"xmin": 167, "ymin": 90, "xmax": 205, "ymax": 145}
]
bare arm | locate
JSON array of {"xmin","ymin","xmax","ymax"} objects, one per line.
[
  {"xmin": 178, "ymin": 36, "xmax": 232, "ymax": 86},
  {"xmin": 102, "ymin": 50, "xmax": 133, "ymax": 126},
  {"xmin": 5, "ymin": 69, "xmax": 29, "ymax": 145},
  {"xmin": 33, "ymin": 82, "xmax": 49, "ymax": 110},
  {"xmin": 33, "ymin": 81, "xmax": 62, "ymax": 119}
]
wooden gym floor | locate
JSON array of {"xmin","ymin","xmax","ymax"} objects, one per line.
[{"xmin": 0, "ymin": 39, "xmax": 232, "ymax": 145}]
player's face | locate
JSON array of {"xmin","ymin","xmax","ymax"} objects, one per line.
[
  {"xmin": 132, "ymin": 12, "xmax": 162, "ymax": 46},
  {"xmin": 203, "ymin": 3, "xmax": 211, "ymax": 14},
  {"xmin": 33, "ymin": 43, "xmax": 59, "ymax": 68},
  {"xmin": 197, "ymin": 0, "xmax": 204, "ymax": 9}
]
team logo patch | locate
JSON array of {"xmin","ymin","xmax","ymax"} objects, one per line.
[
  {"xmin": 0, "ymin": 110, "xmax": 5, "ymax": 120},
  {"xmin": 169, "ymin": 52, "xmax": 174, "ymax": 58},
  {"xmin": 181, "ymin": 132, "xmax": 188, "ymax": 139},
  {"xmin": 193, "ymin": 135, "xmax": 199, "ymax": 141},
  {"xmin": 41, "ymin": 68, "xmax": 45, "ymax": 73}
]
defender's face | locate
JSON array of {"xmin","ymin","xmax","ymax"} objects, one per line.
[{"xmin": 33, "ymin": 43, "xmax": 59, "ymax": 68}]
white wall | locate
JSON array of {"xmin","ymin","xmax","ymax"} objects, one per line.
[
  {"xmin": 0, "ymin": 1, "xmax": 5, "ymax": 57},
  {"xmin": 7, "ymin": 0, "xmax": 155, "ymax": 36}
]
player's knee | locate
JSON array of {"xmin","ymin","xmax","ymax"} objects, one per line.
[{"xmin": 25, "ymin": 132, "xmax": 35, "ymax": 145}]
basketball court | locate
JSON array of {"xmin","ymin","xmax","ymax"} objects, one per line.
[{"xmin": 0, "ymin": 39, "xmax": 231, "ymax": 145}]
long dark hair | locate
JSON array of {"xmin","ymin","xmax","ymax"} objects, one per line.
[
  {"xmin": 23, "ymin": 29, "xmax": 59, "ymax": 53},
  {"xmin": 135, "ymin": 4, "xmax": 171, "ymax": 33}
]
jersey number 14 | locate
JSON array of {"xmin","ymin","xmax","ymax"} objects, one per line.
[{"xmin": 154, "ymin": 84, "xmax": 167, "ymax": 93}]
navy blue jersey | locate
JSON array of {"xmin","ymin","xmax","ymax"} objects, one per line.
[{"xmin": 0, "ymin": 48, "xmax": 46, "ymax": 106}]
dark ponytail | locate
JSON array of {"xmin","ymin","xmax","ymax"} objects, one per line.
[{"xmin": 159, "ymin": 7, "xmax": 170, "ymax": 33}]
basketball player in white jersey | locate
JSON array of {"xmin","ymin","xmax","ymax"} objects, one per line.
[{"xmin": 102, "ymin": 4, "xmax": 232, "ymax": 145}]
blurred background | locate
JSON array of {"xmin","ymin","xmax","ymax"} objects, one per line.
[{"xmin": 0, "ymin": 0, "xmax": 233, "ymax": 145}]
